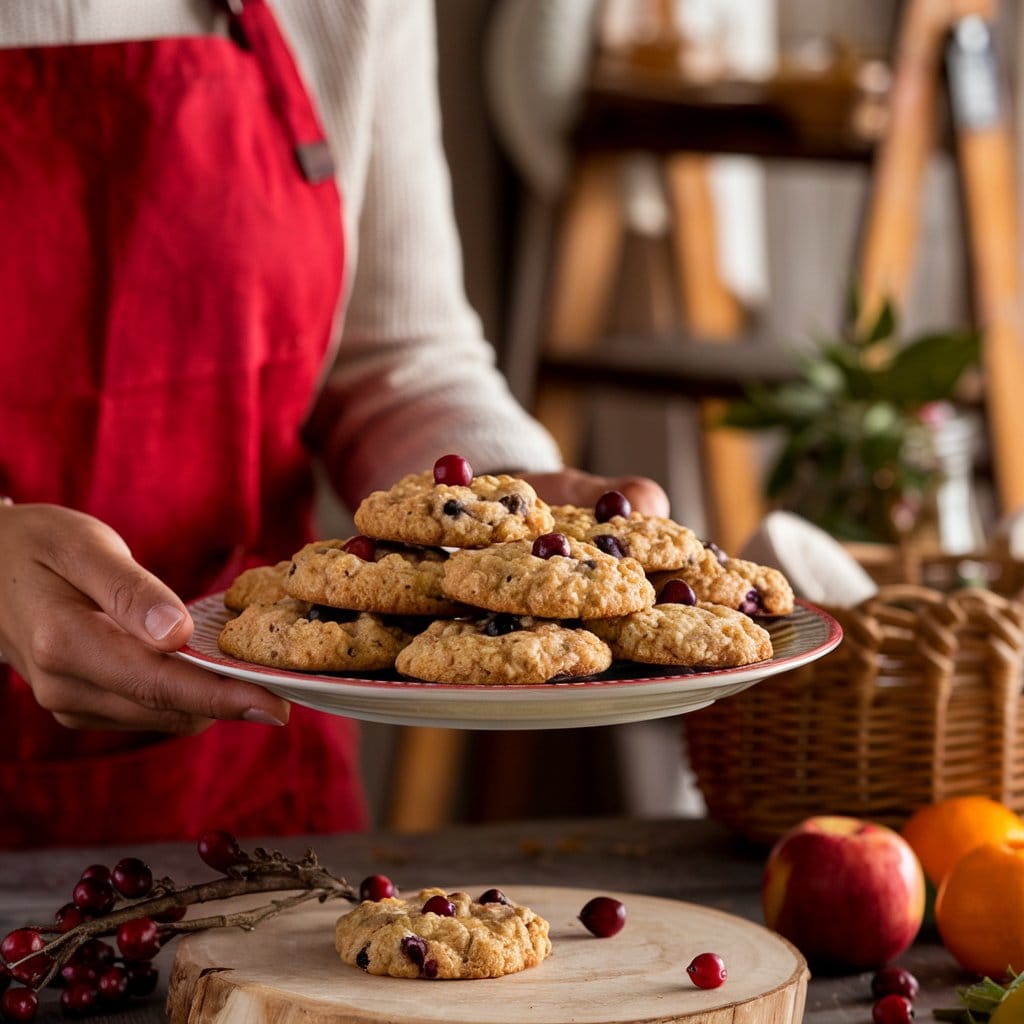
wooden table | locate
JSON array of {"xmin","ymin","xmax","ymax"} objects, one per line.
[{"xmin": 0, "ymin": 816, "xmax": 965, "ymax": 1022}]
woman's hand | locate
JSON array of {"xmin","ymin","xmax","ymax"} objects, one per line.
[
  {"xmin": 0, "ymin": 504, "xmax": 290, "ymax": 734},
  {"xmin": 520, "ymin": 468, "xmax": 670, "ymax": 518}
]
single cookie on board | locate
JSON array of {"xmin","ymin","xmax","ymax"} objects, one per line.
[
  {"xmin": 223, "ymin": 561, "xmax": 291, "ymax": 611},
  {"xmin": 548, "ymin": 505, "xmax": 705, "ymax": 572},
  {"xmin": 354, "ymin": 471, "xmax": 554, "ymax": 548},
  {"xmin": 335, "ymin": 887, "xmax": 551, "ymax": 979},
  {"xmin": 395, "ymin": 615, "xmax": 612, "ymax": 685},
  {"xmin": 441, "ymin": 537, "xmax": 654, "ymax": 619},
  {"xmin": 584, "ymin": 601, "xmax": 773, "ymax": 667},
  {"xmin": 650, "ymin": 545, "xmax": 795, "ymax": 616},
  {"xmin": 284, "ymin": 537, "xmax": 464, "ymax": 617},
  {"xmin": 218, "ymin": 599, "xmax": 417, "ymax": 672}
]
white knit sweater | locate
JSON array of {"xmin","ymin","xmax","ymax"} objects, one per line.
[{"xmin": 0, "ymin": 0, "xmax": 563, "ymax": 507}]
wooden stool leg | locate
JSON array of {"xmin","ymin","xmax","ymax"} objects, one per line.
[
  {"xmin": 856, "ymin": 0, "xmax": 947, "ymax": 319},
  {"xmin": 666, "ymin": 154, "xmax": 761, "ymax": 552},
  {"xmin": 386, "ymin": 727, "xmax": 468, "ymax": 833},
  {"xmin": 950, "ymin": 16, "xmax": 1024, "ymax": 513},
  {"xmin": 534, "ymin": 154, "xmax": 626, "ymax": 462}
]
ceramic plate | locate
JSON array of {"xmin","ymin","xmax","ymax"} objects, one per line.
[{"xmin": 177, "ymin": 594, "xmax": 841, "ymax": 730}]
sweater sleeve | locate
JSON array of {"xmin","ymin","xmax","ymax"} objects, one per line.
[{"xmin": 304, "ymin": 0, "xmax": 563, "ymax": 509}]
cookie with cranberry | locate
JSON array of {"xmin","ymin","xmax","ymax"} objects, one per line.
[
  {"xmin": 395, "ymin": 615, "xmax": 612, "ymax": 685},
  {"xmin": 335, "ymin": 886, "xmax": 551, "ymax": 979},
  {"xmin": 440, "ymin": 536, "xmax": 655, "ymax": 619},
  {"xmin": 284, "ymin": 537, "xmax": 464, "ymax": 617},
  {"xmin": 223, "ymin": 561, "xmax": 291, "ymax": 611},
  {"xmin": 353, "ymin": 471, "xmax": 554, "ymax": 548},
  {"xmin": 548, "ymin": 504, "xmax": 705, "ymax": 572},
  {"xmin": 649, "ymin": 546, "xmax": 795, "ymax": 616},
  {"xmin": 584, "ymin": 601, "xmax": 773, "ymax": 667},
  {"xmin": 218, "ymin": 599, "xmax": 417, "ymax": 672}
]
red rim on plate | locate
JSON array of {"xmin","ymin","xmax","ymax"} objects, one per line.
[{"xmin": 177, "ymin": 594, "xmax": 842, "ymax": 730}]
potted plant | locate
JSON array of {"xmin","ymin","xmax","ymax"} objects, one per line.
[{"xmin": 719, "ymin": 297, "xmax": 982, "ymax": 547}]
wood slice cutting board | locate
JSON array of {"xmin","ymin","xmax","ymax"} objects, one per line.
[{"xmin": 167, "ymin": 885, "xmax": 807, "ymax": 1024}]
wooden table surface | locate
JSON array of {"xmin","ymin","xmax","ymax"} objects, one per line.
[{"xmin": 0, "ymin": 816, "xmax": 966, "ymax": 1022}]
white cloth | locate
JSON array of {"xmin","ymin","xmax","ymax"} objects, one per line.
[{"xmin": 0, "ymin": 0, "xmax": 564, "ymax": 506}]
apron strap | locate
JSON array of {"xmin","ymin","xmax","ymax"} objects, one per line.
[{"xmin": 220, "ymin": 0, "xmax": 335, "ymax": 184}]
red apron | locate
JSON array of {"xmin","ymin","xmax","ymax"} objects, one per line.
[{"xmin": 0, "ymin": 0, "xmax": 369, "ymax": 848}]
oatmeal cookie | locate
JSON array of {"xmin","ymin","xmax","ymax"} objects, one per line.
[
  {"xmin": 284, "ymin": 537, "xmax": 464, "ymax": 617},
  {"xmin": 354, "ymin": 471, "xmax": 554, "ymax": 548},
  {"xmin": 395, "ymin": 615, "xmax": 612, "ymax": 685},
  {"xmin": 548, "ymin": 505, "xmax": 705, "ymax": 572},
  {"xmin": 223, "ymin": 561, "xmax": 290, "ymax": 611},
  {"xmin": 441, "ymin": 537, "xmax": 654, "ymax": 619},
  {"xmin": 584, "ymin": 602, "xmax": 773, "ymax": 667},
  {"xmin": 650, "ymin": 545, "xmax": 795, "ymax": 616},
  {"xmin": 218, "ymin": 599, "xmax": 416, "ymax": 672},
  {"xmin": 335, "ymin": 887, "xmax": 551, "ymax": 979}
]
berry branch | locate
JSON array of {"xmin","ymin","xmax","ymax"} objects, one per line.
[{"xmin": 0, "ymin": 830, "xmax": 360, "ymax": 1021}]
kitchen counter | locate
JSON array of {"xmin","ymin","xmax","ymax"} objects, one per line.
[{"xmin": 0, "ymin": 816, "xmax": 965, "ymax": 1022}]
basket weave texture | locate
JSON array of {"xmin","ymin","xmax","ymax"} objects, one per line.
[{"xmin": 683, "ymin": 548, "xmax": 1024, "ymax": 845}]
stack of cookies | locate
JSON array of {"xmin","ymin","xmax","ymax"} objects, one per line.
[{"xmin": 218, "ymin": 455, "xmax": 795, "ymax": 685}]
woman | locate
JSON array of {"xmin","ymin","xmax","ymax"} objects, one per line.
[{"xmin": 0, "ymin": 0, "xmax": 667, "ymax": 848}]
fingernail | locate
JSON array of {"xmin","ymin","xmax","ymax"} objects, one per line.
[
  {"xmin": 145, "ymin": 603, "xmax": 185, "ymax": 641},
  {"xmin": 243, "ymin": 708, "xmax": 286, "ymax": 726}
]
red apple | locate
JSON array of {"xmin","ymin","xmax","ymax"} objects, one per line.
[{"xmin": 762, "ymin": 816, "xmax": 925, "ymax": 972}]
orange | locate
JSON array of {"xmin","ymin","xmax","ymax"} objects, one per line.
[
  {"xmin": 935, "ymin": 837, "xmax": 1024, "ymax": 979},
  {"xmin": 900, "ymin": 796, "xmax": 1024, "ymax": 887}
]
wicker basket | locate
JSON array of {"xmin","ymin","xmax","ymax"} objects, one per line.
[{"xmin": 682, "ymin": 548, "xmax": 1024, "ymax": 845}]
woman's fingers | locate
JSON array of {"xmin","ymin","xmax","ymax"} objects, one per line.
[
  {"xmin": 27, "ymin": 508, "xmax": 194, "ymax": 652},
  {"xmin": 32, "ymin": 603, "xmax": 291, "ymax": 727},
  {"xmin": 522, "ymin": 468, "xmax": 671, "ymax": 518}
]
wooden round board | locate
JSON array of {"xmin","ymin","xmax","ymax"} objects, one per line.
[{"xmin": 167, "ymin": 885, "xmax": 808, "ymax": 1024}]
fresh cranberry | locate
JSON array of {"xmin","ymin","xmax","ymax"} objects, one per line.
[
  {"xmin": 359, "ymin": 874, "xmax": 396, "ymax": 901},
  {"xmin": 97, "ymin": 965, "xmax": 128, "ymax": 1003},
  {"xmin": 871, "ymin": 967, "xmax": 920, "ymax": 1001},
  {"xmin": 54, "ymin": 903, "xmax": 87, "ymax": 933},
  {"xmin": 0, "ymin": 929, "xmax": 51, "ymax": 987},
  {"xmin": 61, "ymin": 962, "xmax": 99, "ymax": 987},
  {"xmin": 595, "ymin": 490, "xmax": 631, "ymax": 522},
  {"xmin": 72, "ymin": 877, "xmax": 116, "ymax": 915},
  {"xmin": 74, "ymin": 940, "xmax": 115, "ymax": 966},
  {"xmin": 197, "ymin": 829, "xmax": 248, "ymax": 873},
  {"xmin": 531, "ymin": 533, "xmax": 571, "ymax": 559},
  {"xmin": 117, "ymin": 918, "xmax": 161, "ymax": 961},
  {"xmin": 421, "ymin": 894, "xmax": 456, "ymax": 917},
  {"xmin": 592, "ymin": 535, "xmax": 627, "ymax": 558},
  {"xmin": 478, "ymin": 888, "xmax": 509, "ymax": 905},
  {"xmin": 342, "ymin": 535, "xmax": 377, "ymax": 561},
  {"xmin": 0, "ymin": 987, "xmax": 39, "ymax": 1022},
  {"xmin": 433, "ymin": 454, "xmax": 473, "ymax": 487},
  {"xmin": 123, "ymin": 961, "xmax": 159, "ymax": 997},
  {"xmin": 61, "ymin": 981, "xmax": 99, "ymax": 1018},
  {"xmin": 112, "ymin": 857, "xmax": 153, "ymax": 899},
  {"xmin": 78, "ymin": 864, "xmax": 110, "ymax": 885},
  {"xmin": 873, "ymin": 994, "xmax": 914, "ymax": 1024},
  {"xmin": 687, "ymin": 952, "xmax": 727, "ymax": 989},
  {"xmin": 578, "ymin": 896, "xmax": 626, "ymax": 937},
  {"xmin": 660, "ymin": 579, "xmax": 696, "ymax": 606}
]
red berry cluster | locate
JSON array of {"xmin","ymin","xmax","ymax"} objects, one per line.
[
  {"xmin": 0, "ymin": 830, "xmax": 358, "ymax": 1022},
  {"xmin": 1, "ymin": 857, "xmax": 161, "ymax": 1020}
]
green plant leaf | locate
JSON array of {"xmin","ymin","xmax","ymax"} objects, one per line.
[
  {"xmin": 859, "ymin": 296, "xmax": 898, "ymax": 346},
  {"xmin": 875, "ymin": 330, "xmax": 981, "ymax": 404}
]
